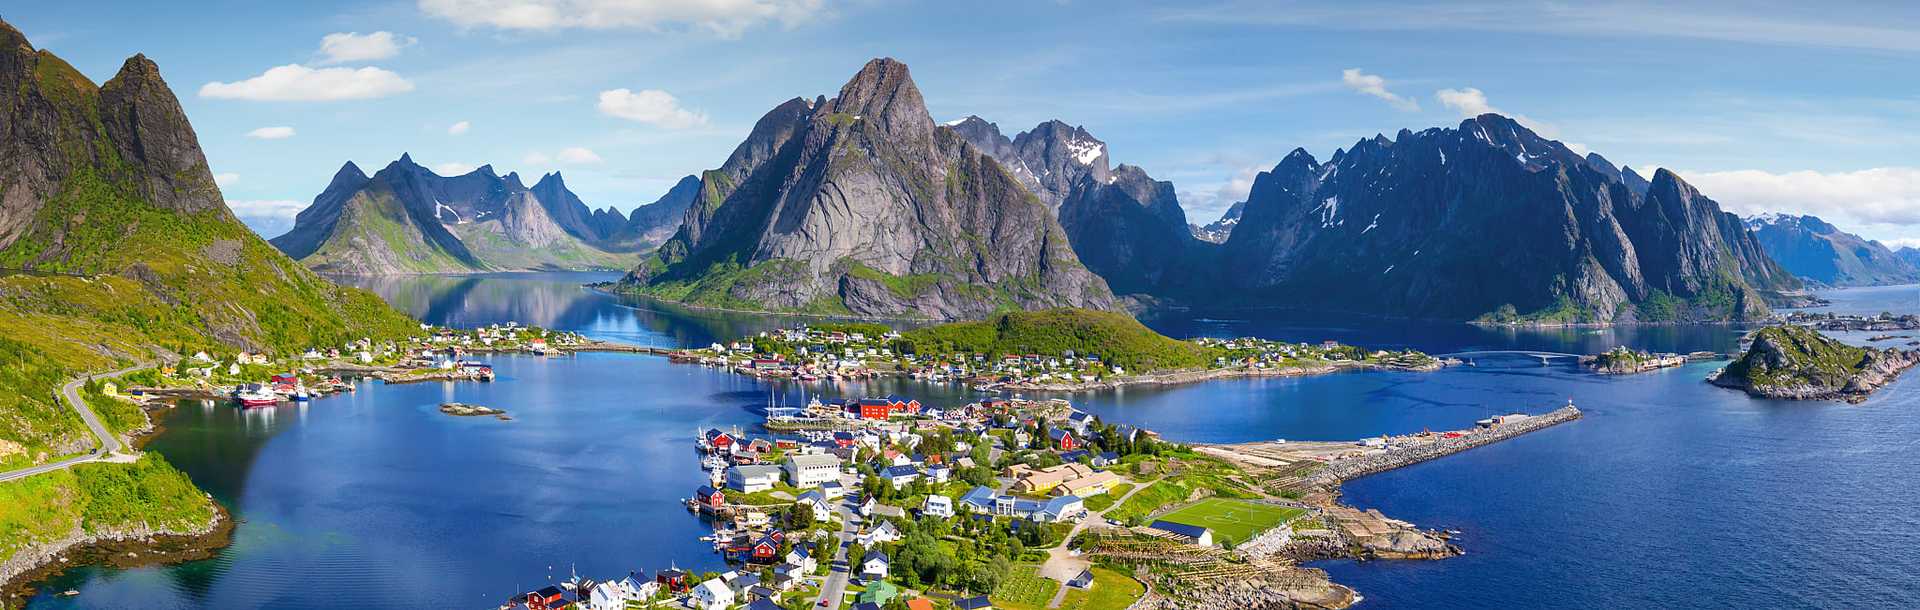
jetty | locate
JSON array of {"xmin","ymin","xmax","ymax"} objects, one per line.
[{"xmin": 1194, "ymin": 404, "xmax": 1584, "ymax": 488}]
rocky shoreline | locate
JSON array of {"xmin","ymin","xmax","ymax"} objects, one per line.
[
  {"xmin": 439, "ymin": 403, "xmax": 509, "ymax": 419},
  {"xmin": 1306, "ymin": 406, "xmax": 1584, "ymax": 486},
  {"xmin": 1711, "ymin": 348, "xmax": 1920, "ymax": 404},
  {"xmin": 0, "ymin": 502, "xmax": 232, "ymax": 607}
]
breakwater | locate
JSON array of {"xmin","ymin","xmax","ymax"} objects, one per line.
[{"xmin": 1307, "ymin": 405, "xmax": 1582, "ymax": 486}]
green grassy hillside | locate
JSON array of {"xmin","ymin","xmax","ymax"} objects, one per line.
[{"xmin": 898, "ymin": 308, "xmax": 1219, "ymax": 373}]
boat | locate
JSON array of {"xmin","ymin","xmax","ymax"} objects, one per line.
[{"xmin": 233, "ymin": 385, "xmax": 279, "ymax": 408}]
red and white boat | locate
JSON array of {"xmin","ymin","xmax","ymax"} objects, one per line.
[{"xmin": 233, "ymin": 385, "xmax": 279, "ymax": 408}]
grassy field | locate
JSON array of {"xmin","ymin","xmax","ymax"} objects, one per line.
[
  {"xmin": 1155, "ymin": 498, "xmax": 1306, "ymax": 546},
  {"xmin": 1059, "ymin": 567, "xmax": 1147, "ymax": 610},
  {"xmin": 1082, "ymin": 483, "xmax": 1133, "ymax": 512},
  {"xmin": 991, "ymin": 563, "xmax": 1061, "ymax": 610}
]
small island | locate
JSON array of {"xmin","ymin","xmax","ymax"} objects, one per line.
[
  {"xmin": 673, "ymin": 308, "xmax": 1451, "ymax": 392},
  {"xmin": 1710, "ymin": 326, "xmax": 1920, "ymax": 403},
  {"xmin": 1579, "ymin": 346, "xmax": 1688, "ymax": 374},
  {"xmin": 439, "ymin": 403, "xmax": 509, "ymax": 419}
]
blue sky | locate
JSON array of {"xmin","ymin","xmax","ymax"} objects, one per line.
[{"xmin": 8, "ymin": 1, "xmax": 1919, "ymax": 245}]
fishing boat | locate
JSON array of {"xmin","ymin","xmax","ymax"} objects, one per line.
[{"xmin": 233, "ymin": 385, "xmax": 279, "ymax": 408}]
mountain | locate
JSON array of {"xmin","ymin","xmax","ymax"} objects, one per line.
[
  {"xmin": 1217, "ymin": 114, "xmax": 1801, "ymax": 324},
  {"xmin": 1745, "ymin": 213, "xmax": 1920, "ymax": 287},
  {"xmin": 951, "ymin": 116, "xmax": 1210, "ymax": 296},
  {"xmin": 0, "ymin": 18, "xmax": 419, "ymax": 575},
  {"xmin": 621, "ymin": 58, "xmax": 1115, "ymax": 319},
  {"xmin": 604, "ymin": 174, "xmax": 700, "ymax": 250},
  {"xmin": 1057, "ymin": 164, "xmax": 1215, "ymax": 296},
  {"xmin": 949, "ymin": 116, "xmax": 1111, "ymax": 210},
  {"xmin": 1191, "ymin": 201, "xmax": 1244, "ymax": 243},
  {"xmin": 270, "ymin": 157, "xmax": 638, "ymax": 274},
  {"xmin": 1900, "ymin": 247, "xmax": 1920, "ymax": 268}
]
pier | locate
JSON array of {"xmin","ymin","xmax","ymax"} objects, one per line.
[{"xmin": 1195, "ymin": 404, "xmax": 1584, "ymax": 489}]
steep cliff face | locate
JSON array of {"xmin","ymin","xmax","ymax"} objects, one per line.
[
  {"xmin": 1191, "ymin": 201, "xmax": 1243, "ymax": 243},
  {"xmin": 1058, "ymin": 164, "xmax": 1215, "ymax": 296},
  {"xmin": 950, "ymin": 116, "xmax": 1110, "ymax": 211},
  {"xmin": 624, "ymin": 58, "xmax": 1114, "ymax": 319},
  {"xmin": 607, "ymin": 174, "xmax": 700, "ymax": 250},
  {"xmin": 270, "ymin": 156, "xmax": 635, "ymax": 274},
  {"xmin": 1746, "ymin": 214, "xmax": 1920, "ymax": 287},
  {"xmin": 1218, "ymin": 114, "xmax": 1799, "ymax": 323}
]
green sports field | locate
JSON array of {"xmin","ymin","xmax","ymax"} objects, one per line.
[{"xmin": 1155, "ymin": 498, "xmax": 1306, "ymax": 545}]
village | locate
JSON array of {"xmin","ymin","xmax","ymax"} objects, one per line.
[
  {"xmin": 112, "ymin": 322, "xmax": 604, "ymax": 411},
  {"xmin": 671, "ymin": 325, "xmax": 1447, "ymax": 393},
  {"xmin": 493, "ymin": 381, "xmax": 1584, "ymax": 610}
]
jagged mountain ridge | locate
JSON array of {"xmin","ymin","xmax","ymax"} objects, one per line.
[
  {"xmin": 270, "ymin": 156, "xmax": 640, "ymax": 274},
  {"xmin": 949, "ymin": 115, "xmax": 1111, "ymax": 211},
  {"xmin": 1215, "ymin": 114, "xmax": 1800, "ymax": 323},
  {"xmin": 622, "ymin": 58, "xmax": 1115, "ymax": 319},
  {"xmin": 606, "ymin": 174, "xmax": 700, "ymax": 251},
  {"xmin": 1745, "ymin": 213, "xmax": 1920, "ymax": 287},
  {"xmin": 1191, "ymin": 201, "xmax": 1244, "ymax": 243}
]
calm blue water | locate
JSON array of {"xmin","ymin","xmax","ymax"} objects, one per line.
[{"xmin": 29, "ymin": 276, "xmax": 1920, "ymax": 608}]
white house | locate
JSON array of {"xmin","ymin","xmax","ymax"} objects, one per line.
[
  {"xmin": 785, "ymin": 453, "xmax": 842, "ymax": 488},
  {"xmin": 617, "ymin": 574, "xmax": 658, "ymax": 602},
  {"xmin": 795, "ymin": 490, "xmax": 833, "ymax": 522},
  {"xmin": 860, "ymin": 551, "xmax": 891, "ymax": 580},
  {"xmin": 692, "ymin": 578, "xmax": 736, "ymax": 610},
  {"xmin": 819, "ymin": 481, "xmax": 847, "ymax": 499},
  {"xmin": 727, "ymin": 464, "xmax": 783, "ymax": 493},
  {"xmin": 924, "ymin": 495, "xmax": 954, "ymax": 518},
  {"xmin": 860, "ymin": 520, "xmax": 902, "ymax": 546},
  {"xmin": 587, "ymin": 581, "xmax": 626, "ymax": 610}
]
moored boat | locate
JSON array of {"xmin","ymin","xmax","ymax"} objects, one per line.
[{"xmin": 233, "ymin": 384, "xmax": 279, "ymax": 408}]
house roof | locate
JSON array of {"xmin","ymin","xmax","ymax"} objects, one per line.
[
  {"xmin": 1068, "ymin": 568, "xmax": 1094, "ymax": 588},
  {"xmin": 797, "ymin": 490, "xmax": 826, "ymax": 502},
  {"xmin": 1150, "ymin": 520, "xmax": 1211, "ymax": 539},
  {"xmin": 883, "ymin": 465, "xmax": 920, "ymax": 477},
  {"xmin": 748, "ymin": 600, "xmax": 783, "ymax": 610},
  {"xmin": 956, "ymin": 596, "xmax": 995, "ymax": 609},
  {"xmin": 1049, "ymin": 428, "xmax": 1073, "ymax": 441},
  {"xmin": 696, "ymin": 485, "xmax": 720, "ymax": 497},
  {"xmin": 731, "ymin": 464, "xmax": 783, "ymax": 478},
  {"xmin": 788, "ymin": 453, "xmax": 841, "ymax": 468},
  {"xmin": 864, "ymin": 550, "xmax": 890, "ymax": 565},
  {"xmin": 960, "ymin": 486, "xmax": 997, "ymax": 509}
]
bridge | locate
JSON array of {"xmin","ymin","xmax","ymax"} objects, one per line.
[{"xmin": 1437, "ymin": 350, "xmax": 1585, "ymax": 365}]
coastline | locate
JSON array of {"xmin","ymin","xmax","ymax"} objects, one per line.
[{"xmin": 983, "ymin": 359, "xmax": 1455, "ymax": 393}]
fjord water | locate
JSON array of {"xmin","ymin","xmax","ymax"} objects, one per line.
[{"xmin": 29, "ymin": 275, "xmax": 1920, "ymax": 608}]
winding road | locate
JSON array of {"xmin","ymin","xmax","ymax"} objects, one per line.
[{"xmin": 0, "ymin": 362, "xmax": 151, "ymax": 483}]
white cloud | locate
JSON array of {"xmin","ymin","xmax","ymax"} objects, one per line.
[
  {"xmin": 1434, "ymin": 87, "xmax": 1587, "ymax": 155},
  {"xmin": 418, "ymin": 0, "xmax": 827, "ymax": 38},
  {"xmin": 524, "ymin": 147, "xmax": 606, "ymax": 166},
  {"xmin": 1340, "ymin": 68, "xmax": 1418, "ymax": 111},
  {"xmin": 1680, "ymin": 167, "xmax": 1920, "ymax": 232},
  {"xmin": 448, "ymin": 120, "xmax": 471, "ymax": 135},
  {"xmin": 200, "ymin": 64, "xmax": 415, "ymax": 101},
  {"xmin": 213, "ymin": 172, "xmax": 239, "ymax": 187},
  {"xmin": 317, "ymin": 31, "xmax": 416, "ymax": 64},
  {"xmin": 557, "ymin": 147, "xmax": 603, "ymax": 164},
  {"xmin": 597, "ymin": 88, "xmax": 708, "ymax": 129},
  {"xmin": 246, "ymin": 126, "xmax": 296, "ymax": 139},
  {"xmin": 228, "ymin": 199, "xmax": 308, "ymax": 239},
  {"xmin": 434, "ymin": 162, "xmax": 478, "ymax": 175}
]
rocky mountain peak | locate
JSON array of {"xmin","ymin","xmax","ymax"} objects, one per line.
[
  {"xmin": 329, "ymin": 161, "xmax": 369, "ymax": 187},
  {"xmin": 98, "ymin": 50, "xmax": 226, "ymax": 215},
  {"xmin": 823, "ymin": 57, "xmax": 933, "ymax": 140}
]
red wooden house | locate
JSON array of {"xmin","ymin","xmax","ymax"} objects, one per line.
[
  {"xmin": 857, "ymin": 399, "xmax": 894, "ymax": 420},
  {"xmin": 694, "ymin": 485, "xmax": 726, "ymax": 510},
  {"xmin": 706, "ymin": 428, "xmax": 736, "ymax": 451},
  {"xmin": 1049, "ymin": 429, "xmax": 1077, "ymax": 451},
  {"xmin": 525, "ymin": 586, "xmax": 567, "ymax": 610},
  {"xmin": 656, "ymin": 568, "xmax": 690, "ymax": 592}
]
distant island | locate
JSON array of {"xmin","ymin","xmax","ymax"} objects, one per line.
[
  {"xmin": 1711, "ymin": 326, "xmax": 1920, "ymax": 403},
  {"xmin": 675, "ymin": 308, "xmax": 1449, "ymax": 392},
  {"xmin": 1579, "ymin": 347, "xmax": 1690, "ymax": 375}
]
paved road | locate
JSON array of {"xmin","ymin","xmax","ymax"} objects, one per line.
[
  {"xmin": 813, "ymin": 477, "xmax": 861, "ymax": 609},
  {"xmin": 0, "ymin": 362, "xmax": 152, "ymax": 483},
  {"xmin": 1040, "ymin": 481, "xmax": 1154, "ymax": 608}
]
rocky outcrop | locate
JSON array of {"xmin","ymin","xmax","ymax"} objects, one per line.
[
  {"xmin": 622, "ymin": 58, "xmax": 1115, "ymax": 319},
  {"xmin": 1217, "ymin": 115, "xmax": 1799, "ymax": 323},
  {"xmin": 1746, "ymin": 213, "xmax": 1920, "ymax": 287},
  {"xmin": 1712, "ymin": 325, "xmax": 1920, "ymax": 403},
  {"xmin": 271, "ymin": 155, "xmax": 636, "ymax": 274}
]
